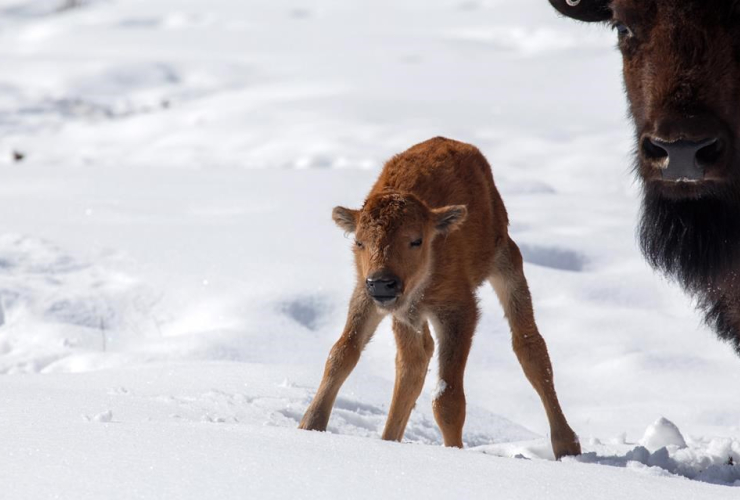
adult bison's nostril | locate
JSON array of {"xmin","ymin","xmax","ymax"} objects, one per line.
[
  {"xmin": 696, "ymin": 138, "xmax": 724, "ymax": 167},
  {"xmin": 642, "ymin": 137, "xmax": 669, "ymax": 162},
  {"xmin": 643, "ymin": 137, "xmax": 720, "ymax": 181}
]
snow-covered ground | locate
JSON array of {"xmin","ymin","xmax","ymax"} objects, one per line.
[{"xmin": 0, "ymin": 0, "xmax": 738, "ymax": 497}]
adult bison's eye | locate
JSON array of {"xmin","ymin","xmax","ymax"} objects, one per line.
[
  {"xmin": 612, "ymin": 22, "xmax": 633, "ymax": 38},
  {"xmin": 410, "ymin": 238, "xmax": 423, "ymax": 248}
]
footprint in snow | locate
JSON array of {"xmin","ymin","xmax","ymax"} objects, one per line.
[{"xmin": 280, "ymin": 295, "xmax": 331, "ymax": 331}]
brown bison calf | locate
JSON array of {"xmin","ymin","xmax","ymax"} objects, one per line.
[{"xmin": 299, "ymin": 137, "xmax": 580, "ymax": 459}]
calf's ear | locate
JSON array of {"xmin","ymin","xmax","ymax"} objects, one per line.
[
  {"xmin": 332, "ymin": 206, "xmax": 359, "ymax": 233},
  {"xmin": 549, "ymin": 0, "xmax": 612, "ymax": 22},
  {"xmin": 433, "ymin": 205, "xmax": 468, "ymax": 235}
]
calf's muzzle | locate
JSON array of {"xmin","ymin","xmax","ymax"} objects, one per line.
[{"xmin": 365, "ymin": 272, "xmax": 403, "ymax": 304}]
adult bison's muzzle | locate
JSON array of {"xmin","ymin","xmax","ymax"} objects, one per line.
[
  {"xmin": 639, "ymin": 117, "xmax": 732, "ymax": 189},
  {"xmin": 643, "ymin": 137, "xmax": 720, "ymax": 182}
]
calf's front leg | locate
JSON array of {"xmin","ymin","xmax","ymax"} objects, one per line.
[
  {"xmin": 381, "ymin": 320, "xmax": 434, "ymax": 442},
  {"xmin": 299, "ymin": 286, "xmax": 383, "ymax": 431},
  {"xmin": 430, "ymin": 297, "xmax": 477, "ymax": 448}
]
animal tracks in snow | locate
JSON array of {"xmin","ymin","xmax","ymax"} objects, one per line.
[
  {"xmin": 115, "ymin": 374, "xmax": 536, "ymax": 450},
  {"xmin": 0, "ymin": 234, "xmax": 162, "ymax": 374}
]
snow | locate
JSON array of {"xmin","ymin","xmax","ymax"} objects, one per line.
[
  {"xmin": 640, "ymin": 417, "xmax": 687, "ymax": 452},
  {"xmin": 0, "ymin": 0, "xmax": 738, "ymax": 498},
  {"xmin": 1, "ymin": 365, "xmax": 738, "ymax": 499},
  {"xmin": 82, "ymin": 408, "xmax": 113, "ymax": 423},
  {"xmin": 432, "ymin": 379, "xmax": 448, "ymax": 400}
]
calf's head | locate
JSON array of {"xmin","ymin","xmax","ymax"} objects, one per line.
[
  {"xmin": 551, "ymin": 0, "xmax": 740, "ymax": 288},
  {"xmin": 333, "ymin": 192, "xmax": 466, "ymax": 311}
]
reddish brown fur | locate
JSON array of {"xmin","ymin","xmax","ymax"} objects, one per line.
[{"xmin": 298, "ymin": 137, "xmax": 581, "ymax": 458}]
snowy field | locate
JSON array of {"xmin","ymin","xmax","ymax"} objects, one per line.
[{"xmin": 0, "ymin": 0, "xmax": 738, "ymax": 498}]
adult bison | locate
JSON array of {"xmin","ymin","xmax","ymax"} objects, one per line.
[{"xmin": 549, "ymin": 0, "xmax": 740, "ymax": 356}]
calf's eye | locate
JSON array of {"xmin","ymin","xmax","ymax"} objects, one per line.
[
  {"xmin": 355, "ymin": 240, "xmax": 364, "ymax": 248},
  {"xmin": 411, "ymin": 239, "xmax": 423, "ymax": 247}
]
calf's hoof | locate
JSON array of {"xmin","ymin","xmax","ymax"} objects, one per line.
[
  {"xmin": 551, "ymin": 431, "xmax": 581, "ymax": 460},
  {"xmin": 298, "ymin": 411, "xmax": 329, "ymax": 432}
]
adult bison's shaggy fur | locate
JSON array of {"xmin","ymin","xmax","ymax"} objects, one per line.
[
  {"xmin": 299, "ymin": 137, "xmax": 580, "ymax": 458},
  {"xmin": 550, "ymin": 0, "xmax": 740, "ymax": 355}
]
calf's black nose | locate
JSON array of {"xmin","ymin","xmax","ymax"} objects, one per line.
[
  {"xmin": 643, "ymin": 137, "xmax": 722, "ymax": 181},
  {"xmin": 365, "ymin": 273, "xmax": 401, "ymax": 298}
]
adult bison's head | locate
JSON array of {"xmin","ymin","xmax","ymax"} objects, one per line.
[{"xmin": 551, "ymin": 0, "xmax": 740, "ymax": 291}]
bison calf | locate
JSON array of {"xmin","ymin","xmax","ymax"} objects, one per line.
[{"xmin": 299, "ymin": 137, "xmax": 580, "ymax": 459}]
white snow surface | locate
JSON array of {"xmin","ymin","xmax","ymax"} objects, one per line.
[{"xmin": 0, "ymin": 0, "xmax": 738, "ymax": 498}]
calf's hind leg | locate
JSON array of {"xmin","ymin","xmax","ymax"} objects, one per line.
[
  {"xmin": 299, "ymin": 286, "xmax": 383, "ymax": 432},
  {"xmin": 382, "ymin": 320, "xmax": 434, "ymax": 442},
  {"xmin": 489, "ymin": 236, "xmax": 581, "ymax": 459}
]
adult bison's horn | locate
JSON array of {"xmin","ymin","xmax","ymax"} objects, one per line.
[{"xmin": 548, "ymin": 0, "xmax": 612, "ymax": 22}]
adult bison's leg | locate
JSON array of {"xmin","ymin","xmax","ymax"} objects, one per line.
[
  {"xmin": 430, "ymin": 295, "xmax": 477, "ymax": 448},
  {"xmin": 299, "ymin": 286, "xmax": 383, "ymax": 432},
  {"xmin": 382, "ymin": 320, "xmax": 434, "ymax": 442},
  {"xmin": 489, "ymin": 236, "xmax": 581, "ymax": 459}
]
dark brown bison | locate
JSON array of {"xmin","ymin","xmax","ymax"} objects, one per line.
[
  {"xmin": 549, "ymin": 0, "xmax": 740, "ymax": 356},
  {"xmin": 299, "ymin": 137, "xmax": 581, "ymax": 458}
]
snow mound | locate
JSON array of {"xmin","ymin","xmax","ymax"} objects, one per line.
[
  {"xmin": 640, "ymin": 417, "xmax": 687, "ymax": 451},
  {"xmin": 571, "ymin": 420, "xmax": 740, "ymax": 487}
]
